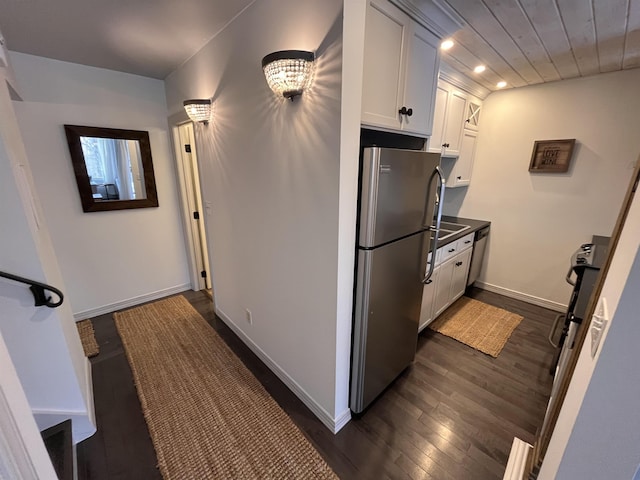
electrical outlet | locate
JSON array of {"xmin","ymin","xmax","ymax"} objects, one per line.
[{"xmin": 245, "ymin": 309, "xmax": 252, "ymax": 325}]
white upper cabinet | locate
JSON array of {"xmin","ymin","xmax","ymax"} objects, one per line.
[
  {"xmin": 453, "ymin": 129, "xmax": 477, "ymax": 187},
  {"xmin": 465, "ymin": 100, "xmax": 481, "ymax": 131},
  {"xmin": 402, "ymin": 22, "xmax": 439, "ymax": 136},
  {"xmin": 430, "ymin": 78, "xmax": 483, "ymax": 187},
  {"xmin": 428, "ymin": 82, "xmax": 466, "ymax": 156},
  {"xmin": 361, "ymin": 0, "xmax": 440, "ymax": 137},
  {"xmin": 444, "ymin": 129, "xmax": 478, "ymax": 188}
]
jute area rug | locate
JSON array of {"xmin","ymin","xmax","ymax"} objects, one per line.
[
  {"xmin": 114, "ymin": 295, "xmax": 338, "ymax": 480},
  {"xmin": 76, "ymin": 319, "xmax": 99, "ymax": 358},
  {"xmin": 428, "ymin": 296, "xmax": 523, "ymax": 357}
]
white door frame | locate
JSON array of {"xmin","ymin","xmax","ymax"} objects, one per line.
[
  {"xmin": 0, "ymin": 330, "xmax": 57, "ymax": 479},
  {"xmin": 171, "ymin": 122, "xmax": 212, "ymax": 292}
]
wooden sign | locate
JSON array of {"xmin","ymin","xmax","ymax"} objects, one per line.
[{"xmin": 529, "ymin": 139, "xmax": 576, "ymax": 173}]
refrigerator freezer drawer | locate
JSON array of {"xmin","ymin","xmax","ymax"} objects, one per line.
[{"xmin": 350, "ymin": 232, "xmax": 424, "ymax": 413}]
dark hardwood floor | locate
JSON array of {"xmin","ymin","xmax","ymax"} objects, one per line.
[{"xmin": 77, "ymin": 287, "xmax": 557, "ymax": 480}]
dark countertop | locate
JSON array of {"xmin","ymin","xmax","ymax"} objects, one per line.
[{"xmin": 431, "ymin": 215, "xmax": 491, "ymax": 248}]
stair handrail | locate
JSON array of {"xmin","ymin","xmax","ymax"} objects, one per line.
[{"xmin": 0, "ymin": 270, "xmax": 64, "ymax": 308}]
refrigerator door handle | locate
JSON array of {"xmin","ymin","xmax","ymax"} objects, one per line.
[{"xmin": 423, "ymin": 166, "xmax": 446, "ymax": 284}]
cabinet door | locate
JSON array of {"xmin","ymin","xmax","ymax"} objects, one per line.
[
  {"xmin": 361, "ymin": 0, "xmax": 409, "ymax": 131},
  {"xmin": 433, "ymin": 256, "xmax": 455, "ymax": 318},
  {"xmin": 442, "ymin": 90, "xmax": 466, "ymax": 156},
  {"xmin": 465, "ymin": 100, "xmax": 481, "ymax": 131},
  {"xmin": 450, "ymin": 248, "xmax": 472, "ymax": 303},
  {"xmin": 450, "ymin": 129, "xmax": 477, "ymax": 187},
  {"xmin": 402, "ymin": 22, "xmax": 439, "ymax": 137},
  {"xmin": 428, "ymin": 86, "xmax": 447, "ymax": 153},
  {"xmin": 419, "ymin": 266, "xmax": 439, "ymax": 331}
]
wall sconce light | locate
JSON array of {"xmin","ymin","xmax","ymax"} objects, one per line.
[
  {"xmin": 262, "ymin": 50, "xmax": 315, "ymax": 101},
  {"xmin": 183, "ymin": 99, "xmax": 212, "ymax": 124}
]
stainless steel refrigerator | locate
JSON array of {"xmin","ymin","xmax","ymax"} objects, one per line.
[{"xmin": 350, "ymin": 146, "xmax": 444, "ymax": 414}]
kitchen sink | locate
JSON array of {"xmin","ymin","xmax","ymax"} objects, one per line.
[{"xmin": 434, "ymin": 221, "xmax": 470, "ymax": 241}]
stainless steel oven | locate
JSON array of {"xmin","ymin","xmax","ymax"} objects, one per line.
[{"xmin": 548, "ymin": 236, "xmax": 610, "ymax": 384}]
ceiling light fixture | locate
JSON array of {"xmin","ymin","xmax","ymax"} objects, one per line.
[
  {"xmin": 183, "ymin": 99, "xmax": 212, "ymax": 124},
  {"xmin": 497, "ymin": 81, "xmax": 507, "ymax": 89},
  {"xmin": 440, "ymin": 39, "xmax": 454, "ymax": 50},
  {"xmin": 474, "ymin": 65, "xmax": 486, "ymax": 74},
  {"xmin": 262, "ymin": 50, "xmax": 315, "ymax": 101}
]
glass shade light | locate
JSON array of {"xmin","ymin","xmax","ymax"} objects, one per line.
[
  {"xmin": 183, "ymin": 99, "xmax": 212, "ymax": 124},
  {"xmin": 261, "ymin": 50, "xmax": 315, "ymax": 100}
]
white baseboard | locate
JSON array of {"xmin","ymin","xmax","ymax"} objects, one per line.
[
  {"xmin": 73, "ymin": 284, "xmax": 191, "ymax": 321},
  {"xmin": 83, "ymin": 358, "xmax": 96, "ymax": 433},
  {"xmin": 475, "ymin": 281, "xmax": 567, "ymax": 312},
  {"xmin": 503, "ymin": 437, "xmax": 532, "ymax": 479},
  {"xmin": 333, "ymin": 408, "xmax": 352, "ymax": 433},
  {"xmin": 215, "ymin": 307, "xmax": 350, "ymax": 434}
]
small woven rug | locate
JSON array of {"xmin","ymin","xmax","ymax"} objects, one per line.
[
  {"xmin": 428, "ymin": 296, "xmax": 523, "ymax": 357},
  {"xmin": 114, "ymin": 295, "xmax": 338, "ymax": 480},
  {"xmin": 76, "ymin": 320, "xmax": 99, "ymax": 358}
]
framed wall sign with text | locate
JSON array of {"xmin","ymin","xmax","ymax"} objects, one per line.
[{"xmin": 529, "ymin": 139, "xmax": 576, "ymax": 173}]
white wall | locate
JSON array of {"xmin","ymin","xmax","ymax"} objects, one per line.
[
  {"xmin": 443, "ymin": 68, "xmax": 640, "ymax": 309},
  {"xmin": 0, "ymin": 330, "xmax": 57, "ymax": 478},
  {"xmin": 539, "ymin": 166, "xmax": 640, "ymax": 479},
  {"xmin": 334, "ymin": 0, "xmax": 367, "ymax": 430},
  {"xmin": 164, "ymin": 0, "xmax": 345, "ymax": 429},
  {"xmin": 0, "ymin": 62, "xmax": 95, "ymax": 442},
  {"xmin": 10, "ymin": 52, "xmax": 191, "ymax": 318}
]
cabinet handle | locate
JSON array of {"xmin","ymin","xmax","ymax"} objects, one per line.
[
  {"xmin": 464, "ymin": 240, "xmax": 471, "ymax": 244},
  {"xmin": 398, "ymin": 106, "xmax": 414, "ymax": 117},
  {"xmin": 455, "ymin": 261, "xmax": 463, "ymax": 267},
  {"xmin": 448, "ymin": 248, "xmax": 455, "ymax": 253},
  {"xmin": 442, "ymin": 143, "xmax": 450, "ymax": 148},
  {"xmin": 457, "ymin": 176, "xmax": 462, "ymax": 180}
]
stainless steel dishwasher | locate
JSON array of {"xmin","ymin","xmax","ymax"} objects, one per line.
[{"xmin": 467, "ymin": 226, "xmax": 490, "ymax": 286}]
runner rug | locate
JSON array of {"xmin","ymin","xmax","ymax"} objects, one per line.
[
  {"xmin": 114, "ymin": 295, "xmax": 338, "ymax": 480},
  {"xmin": 428, "ymin": 296, "xmax": 523, "ymax": 357},
  {"xmin": 76, "ymin": 319, "xmax": 99, "ymax": 358}
]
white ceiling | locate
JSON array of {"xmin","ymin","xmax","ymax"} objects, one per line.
[
  {"xmin": 0, "ymin": 0, "xmax": 256, "ymax": 79},
  {"xmin": 439, "ymin": 0, "xmax": 640, "ymax": 94},
  {"xmin": 0, "ymin": 0, "xmax": 638, "ymax": 90}
]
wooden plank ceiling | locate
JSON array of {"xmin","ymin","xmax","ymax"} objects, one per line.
[{"xmin": 438, "ymin": 0, "xmax": 640, "ymax": 95}]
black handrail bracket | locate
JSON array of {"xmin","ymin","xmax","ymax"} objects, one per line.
[{"xmin": 0, "ymin": 271, "xmax": 64, "ymax": 308}]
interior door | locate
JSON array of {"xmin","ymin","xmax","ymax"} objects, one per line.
[{"xmin": 177, "ymin": 123, "xmax": 211, "ymax": 291}]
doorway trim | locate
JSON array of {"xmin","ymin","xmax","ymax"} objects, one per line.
[{"xmin": 171, "ymin": 122, "xmax": 212, "ymax": 294}]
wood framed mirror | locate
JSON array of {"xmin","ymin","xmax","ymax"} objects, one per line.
[{"xmin": 64, "ymin": 125, "xmax": 159, "ymax": 212}]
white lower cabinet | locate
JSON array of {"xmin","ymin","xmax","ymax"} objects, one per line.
[
  {"xmin": 418, "ymin": 266, "xmax": 439, "ymax": 331},
  {"xmin": 449, "ymin": 248, "xmax": 473, "ymax": 303},
  {"xmin": 419, "ymin": 238, "xmax": 473, "ymax": 332},
  {"xmin": 433, "ymin": 255, "xmax": 456, "ymax": 318}
]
